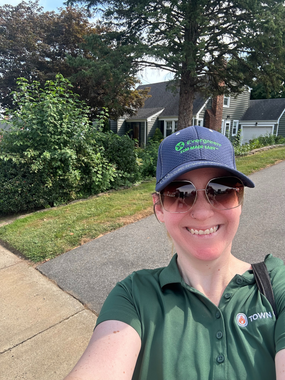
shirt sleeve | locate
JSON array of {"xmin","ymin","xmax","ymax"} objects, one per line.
[
  {"xmin": 95, "ymin": 276, "xmax": 142, "ymax": 338},
  {"xmin": 270, "ymin": 259, "xmax": 285, "ymax": 353}
]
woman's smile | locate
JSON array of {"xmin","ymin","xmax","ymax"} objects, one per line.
[{"xmin": 186, "ymin": 225, "xmax": 219, "ymax": 236}]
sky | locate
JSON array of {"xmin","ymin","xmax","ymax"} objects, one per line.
[
  {"xmin": 0, "ymin": 0, "xmax": 173, "ymax": 84},
  {"xmin": 0, "ymin": 0, "xmax": 66, "ymax": 11}
]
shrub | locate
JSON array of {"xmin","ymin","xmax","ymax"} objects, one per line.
[
  {"xmin": 137, "ymin": 139, "xmax": 160, "ymax": 179},
  {"xmin": 94, "ymin": 131, "xmax": 140, "ymax": 187},
  {"xmin": 234, "ymin": 131, "xmax": 285, "ymax": 156},
  {"xmin": 151, "ymin": 128, "xmax": 164, "ymax": 143},
  {"xmin": 0, "ymin": 75, "xmax": 116, "ymax": 214}
]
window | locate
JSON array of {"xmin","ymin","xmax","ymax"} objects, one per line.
[
  {"xmin": 192, "ymin": 118, "xmax": 203, "ymax": 126},
  {"xmin": 232, "ymin": 120, "xmax": 239, "ymax": 136},
  {"xmin": 164, "ymin": 120, "xmax": 178, "ymax": 137},
  {"xmin": 166, "ymin": 121, "xmax": 172, "ymax": 137},
  {"xmin": 223, "ymin": 96, "xmax": 230, "ymax": 107},
  {"xmin": 225, "ymin": 122, "xmax": 230, "ymax": 138}
]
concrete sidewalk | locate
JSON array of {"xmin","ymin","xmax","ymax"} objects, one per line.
[{"xmin": 0, "ymin": 245, "xmax": 97, "ymax": 380}]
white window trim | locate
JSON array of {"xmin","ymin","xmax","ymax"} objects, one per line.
[
  {"xmin": 223, "ymin": 96, "xmax": 230, "ymax": 108},
  {"xmin": 163, "ymin": 119, "xmax": 178, "ymax": 138},
  {"xmin": 232, "ymin": 120, "xmax": 239, "ymax": 136},
  {"xmin": 191, "ymin": 117, "xmax": 203, "ymax": 127},
  {"xmin": 224, "ymin": 121, "xmax": 231, "ymax": 137},
  {"xmin": 221, "ymin": 119, "xmax": 225, "ymax": 135}
]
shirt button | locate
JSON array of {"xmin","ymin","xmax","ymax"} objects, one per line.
[
  {"xmin": 215, "ymin": 311, "xmax": 221, "ymax": 319},
  {"xmin": 224, "ymin": 293, "xmax": 231, "ymax": 299},
  {"xmin": 216, "ymin": 354, "xmax": 225, "ymax": 364},
  {"xmin": 216, "ymin": 331, "xmax": 223, "ymax": 339},
  {"xmin": 236, "ymin": 277, "xmax": 243, "ymax": 285}
]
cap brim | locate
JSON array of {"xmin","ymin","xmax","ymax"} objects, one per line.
[{"xmin": 155, "ymin": 161, "xmax": 255, "ymax": 192}]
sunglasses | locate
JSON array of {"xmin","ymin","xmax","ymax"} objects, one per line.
[{"xmin": 158, "ymin": 176, "xmax": 244, "ymax": 213}]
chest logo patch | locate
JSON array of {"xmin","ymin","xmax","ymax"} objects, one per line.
[
  {"xmin": 236, "ymin": 313, "xmax": 248, "ymax": 327},
  {"xmin": 236, "ymin": 311, "xmax": 273, "ymax": 328}
]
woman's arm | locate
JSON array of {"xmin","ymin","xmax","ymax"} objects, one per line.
[
  {"xmin": 276, "ymin": 349, "xmax": 285, "ymax": 379},
  {"xmin": 64, "ymin": 320, "xmax": 141, "ymax": 380}
]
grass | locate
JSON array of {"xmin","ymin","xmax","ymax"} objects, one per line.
[{"xmin": 0, "ymin": 146, "xmax": 285, "ymax": 263}]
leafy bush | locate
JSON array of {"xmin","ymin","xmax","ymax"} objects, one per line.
[
  {"xmin": 137, "ymin": 139, "xmax": 160, "ymax": 179},
  {"xmin": 0, "ymin": 75, "xmax": 116, "ymax": 214},
  {"xmin": 94, "ymin": 131, "xmax": 140, "ymax": 187},
  {"xmin": 233, "ymin": 131, "xmax": 285, "ymax": 156},
  {"xmin": 151, "ymin": 128, "xmax": 164, "ymax": 143},
  {"xmin": 0, "ymin": 160, "xmax": 50, "ymax": 214}
]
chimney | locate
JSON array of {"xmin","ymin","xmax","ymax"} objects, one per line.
[{"xmin": 204, "ymin": 94, "xmax": 224, "ymax": 131}]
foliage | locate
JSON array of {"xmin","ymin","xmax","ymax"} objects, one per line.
[
  {"xmin": 0, "ymin": 0, "xmax": 148, "ymax": 118},
  {"xmin": 0, "ymin": 1, "xmax": 97, "ymax": 110},
  {"xmin": 136, "ymin": 140, "xmax": 160, "ymax": 179},
  {"xmin": 233, "ymin": 132, "xmax": 285, "ymax": 156},
  {"xmin": 69, "ymin": 0, "xmax": 285, "ymax": 129},
  {"xmin": 151, "ymin": 128, "xmax": 164, "ymax": 143},
  {"xmin": 250, "ymin": 82, "xmax": 285, "ymax": 100},
  {"xmin": 94, "ymin": 130, "xmax": 140, "ymax": 186},
  {"xmin": 0, "ymin": 75, "xmax": 116, "ymax": 214},
  {"xmin": 67, "ymin": 33, "xmax": 150, "ymax": 119}
]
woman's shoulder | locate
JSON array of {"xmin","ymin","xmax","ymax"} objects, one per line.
[
  {"xmin": 118, "ymin": 254, "xmax": 180, "ymax": 292},
  {"xmin": 264, "ymin": 254, "xmax": 285, "ymax": 309},
  {"xmin": 264, "ymin": 254, "xmax": 285, "ymax": 272}
]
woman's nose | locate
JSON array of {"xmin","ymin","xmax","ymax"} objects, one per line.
[{"xmin": 190, "ymin": 189, "xmax": 215, "ymax": 219}]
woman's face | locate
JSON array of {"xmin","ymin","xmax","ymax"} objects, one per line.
[{"xmin": 153, "ymin": 167, "xmax": 242, "ymax": 264}]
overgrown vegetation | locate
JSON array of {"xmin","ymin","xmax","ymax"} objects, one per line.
[{"xmin": 0, "ymin": 75, "xmax": 140, "ymax": 214}]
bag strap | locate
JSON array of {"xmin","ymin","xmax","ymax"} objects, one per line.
[{"xmin": 251, "ymin": 262, "xmax": 277, "ymax": 316}]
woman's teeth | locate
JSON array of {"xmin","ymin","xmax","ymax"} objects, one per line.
[{"xmin": 187, "ymin": 226, "xmax": 219, "ymax": 235}]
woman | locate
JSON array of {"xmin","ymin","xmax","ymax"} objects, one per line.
[{"xmin": 64, "ymin": 126, "xmax": 285, "ymax": 379}]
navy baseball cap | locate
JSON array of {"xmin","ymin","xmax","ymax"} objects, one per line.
[{"xmin": 155, "ymin": 125, "xmax": 255, "ymax": 192}]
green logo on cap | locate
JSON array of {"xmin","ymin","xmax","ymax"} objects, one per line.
[{"xmin": 175, "ymin": 142, "xmax": 185, "ymax": 151}]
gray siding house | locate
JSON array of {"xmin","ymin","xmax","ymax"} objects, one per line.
[
  {"xmin": 111, "ymin": 81, "xmax": 285, "ymax": 145},
  {"xmin": 240, "ymin": 98, "xmax": 285, "ymax": 143},
  {"xmin": 110, "ymin": 81, "xmax": 217, "ymax": 146}
]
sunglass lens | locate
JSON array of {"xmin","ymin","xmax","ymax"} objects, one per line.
[
  {"xmin": 162, "ymin": 182, "xmax": 196, "ymax": 213},
  {"xmin": 206, "ymin": 177, "xmax": 244, "ymax": 209}
]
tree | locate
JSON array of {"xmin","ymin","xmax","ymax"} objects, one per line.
[
  {"xmin": 68, "ymin": 0, "xmax": 285, "ymax": 129},
  {"xmin": 0, "ymin": 1, "xmax": 149, "ymax": 118},
  {"xmin": 250, "ymin": 82, "xmax": 285, "ymax": 100},
  {"xmin": 67, "ymin": 32, "xmax": 150, "ymax": 118},
  {"xmin": 0, "ymin": 1, "xmax": 97, "ymax": 109}
]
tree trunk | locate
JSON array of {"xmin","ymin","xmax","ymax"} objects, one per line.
[{"xmin": 177, "ymin": 71, "xmax": 195, "ymax": 130}]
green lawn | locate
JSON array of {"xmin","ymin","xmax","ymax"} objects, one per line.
[{"xmin": 0, "ymin": 146, "xmax": 285, "ymax": 263}]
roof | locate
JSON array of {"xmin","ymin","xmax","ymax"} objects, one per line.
[
  {"xmin": 127, "ymin": 107, "xmax": 164, "ymax": 121},
  {"xmin": 241, "ymin": 98, "xmax": 285, "ymax": 121},
  {"xmin": 132, "ymin": 81, "xmax": 207, "ymax": 119}
]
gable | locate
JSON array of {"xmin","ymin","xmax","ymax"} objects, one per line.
[{"xmin": 137, "ymin": 81, "xmax": 207, "ymax": 118}]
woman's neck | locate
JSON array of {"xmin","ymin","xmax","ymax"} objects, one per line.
[{"xmin": 176, "ymin": 253, "xmax": 251, "ymax": 306}]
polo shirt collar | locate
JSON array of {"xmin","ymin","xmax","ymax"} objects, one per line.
[
  {"xmin": 159, "ymin": 254, "xmax": 183, "ymax": 288},
  {"xmin": 159, "ymin": 253, "xmax": 256, "ymax": 289}
]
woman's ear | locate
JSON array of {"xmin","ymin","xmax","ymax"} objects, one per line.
[{"xmin": 152, "ymin": 193, "xmax": 165, "ymax": 223}]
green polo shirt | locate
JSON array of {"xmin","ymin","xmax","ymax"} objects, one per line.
[{"xmin": 96, "ymin": 254, "xmax": 285, "ymax": 379}]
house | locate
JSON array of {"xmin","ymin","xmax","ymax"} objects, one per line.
[
  {"xmin": 110, "ymin": 81, "xmax": 285, "ymax": 145},
  {"xmin": 110, "ymin": 81, "xmax": 224, "ymax": 146},
  {"xmin": 240, "ymin": 98, "xmax": 285, "ymax": 143}
]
